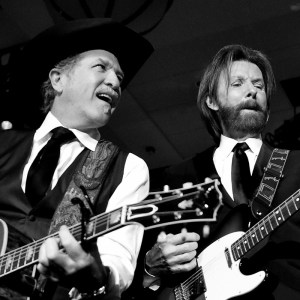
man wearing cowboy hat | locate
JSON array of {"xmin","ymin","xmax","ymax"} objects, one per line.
[{"xmin": 0, "ymin": 18, "xmax": 153, "ymax": 300}]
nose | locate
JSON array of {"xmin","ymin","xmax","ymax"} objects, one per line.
[
  {"xmin": 246, "ymin": 82, "xmax": 257, "ymax": 98},
  {"xmin": 104, "ymin": 70, "xmax": 121, "ymax": 90}
]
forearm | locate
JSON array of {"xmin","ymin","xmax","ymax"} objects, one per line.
[
  {"xmin": 97, "ymin": 224, "xmax": 144, "ymax": 296},
  {"xmin": 96, "ymin": 153, "xmax": 149, "ymax": 296}
]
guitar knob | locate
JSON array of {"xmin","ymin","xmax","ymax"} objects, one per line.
[
  {"xmin": 152, "ymin": 215, "xmax": 160, "ymax": 223},
  {"xmin": 182, "ymin": 182, "xmax": 193, "ymax": 188},
  {"xmin": 174, "ymin": 212, "xmax": 182, "ymax": 220},
  {"xmin": 202, "ymin": 225, "xmax": 210, "ymax": 238}
]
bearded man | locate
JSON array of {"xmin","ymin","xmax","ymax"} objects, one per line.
[{"xmin": 143, "ymin": 44, "xmax": 300, "ymax": 300}]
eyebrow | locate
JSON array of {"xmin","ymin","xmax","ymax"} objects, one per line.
[
  {"xmin": 252, "ymin": 78, "xmax": 264, "ymax": 83},
  {"xmin": 230, "ymin": 75, "xmax": 264, "ymax": 82}
]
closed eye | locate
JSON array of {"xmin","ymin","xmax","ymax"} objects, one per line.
[
  {"xmin": 253, "ymin": 81, "xmax": 265, "ymax": 90},
  {"xmin": 231, "ymin": 79, "xmax": 243, "ymax": 87},
  {"xmin": 95, "ymin": 64, "xmax": 106, "ymax": 71},
  {"xmin": 117, "ymin": 73, "xmax": 124, "ymax": 83}
]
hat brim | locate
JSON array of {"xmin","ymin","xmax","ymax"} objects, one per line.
[{"xmin": 9, "ymin": 18, "xmax": 153, "ymax": 127}]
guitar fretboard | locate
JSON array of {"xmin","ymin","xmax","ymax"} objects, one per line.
[
  {"xmin": 231, "ymin": 189, "xmax": 300, "ymax": 260},
  {"xmin": 0, "ymin": 179, "xmax": 222, "ymax": 280},
  {"xmin": 0, "ymin": 207, "xmax": 124, "ymax": 277}
]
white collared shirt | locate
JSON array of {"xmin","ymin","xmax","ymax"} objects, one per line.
[
  {"xmin": 21, "ymin": 112, "xmax": 100, "ymax": 191},
  {"xmin": 213, "ymin": 135, "xmax": 262, "ymax": 200}
]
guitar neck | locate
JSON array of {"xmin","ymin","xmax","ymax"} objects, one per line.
[
  {"xmin": 0, "ymin": 206, "xmax": 125, "ymax": 278},
  {"xmin": 0, "ymin": 179, "xmax": 222, "ymax": 279},
  {"xmin": 231, "ymin": 189, "xmax": 300, "ymax": 260}
]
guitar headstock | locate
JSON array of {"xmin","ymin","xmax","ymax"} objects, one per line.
[{"xmin": 127, "ymin": 179, "xmax": 223, "ymax": 229}]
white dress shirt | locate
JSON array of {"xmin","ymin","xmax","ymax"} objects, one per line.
[
  {"xmin": 22, "ymin": 112, "xmax": 149, "ymax": 298},
  {"xmin": 213, "ymin": 134, "xmax": 263, "ymax": 200}
]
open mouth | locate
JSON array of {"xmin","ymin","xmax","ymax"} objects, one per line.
[{"xmin": 96, "ymin": 93, "xmax": 113, "ymax": 105}]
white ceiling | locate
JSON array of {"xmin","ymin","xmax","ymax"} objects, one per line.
[{"xmin": 1, "ymin": 0, "xmax": 300, "ymax": 183}]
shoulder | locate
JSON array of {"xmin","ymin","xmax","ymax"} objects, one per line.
[
  {"xmin": 125, "ymin": 152, "xmax": 149, "ymax": 173},
  {"xmin": 285, "ymin": 148, "xmax": 300, "ymax": 167},
  {"xmin": 287, "ymin": 148, "xmax": 300, "ymax": 157}
]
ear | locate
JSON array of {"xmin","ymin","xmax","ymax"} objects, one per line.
[
  {"xmin": 206, "ymin": 96, "xmax": 219, "ymax": 111},
  {"xmin": 49, "ymin": 68, "xmax": 64, "ymax": 93}
]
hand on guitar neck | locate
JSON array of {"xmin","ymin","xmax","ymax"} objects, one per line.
[{"xmin": 37, "ymin": 225, "xmax": 109, "ymax": 298}]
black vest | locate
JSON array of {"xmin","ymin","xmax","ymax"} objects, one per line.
[{"xmin": 0, "ymin": 129, "xmax": 128, "ymax": 242}]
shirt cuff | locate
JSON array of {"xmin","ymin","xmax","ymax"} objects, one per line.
[{"xmin": 143, "ymin": 251, "xmax": 161, "ymax": 291}]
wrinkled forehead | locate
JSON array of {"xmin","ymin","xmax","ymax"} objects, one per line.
[{"xmin": 80, "ymin": 49, "xmax": 121, "ymax": 65}]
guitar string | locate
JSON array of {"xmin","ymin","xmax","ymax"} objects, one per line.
[
  {"xmin": 0, "ymin": 182, "xmax": 219, "ymax": 275},
  {"xmin": 0, "ymin": 188, "xmax": 204, "ymax": 266},
  {"xmin": 0, "ymin": 209, "xmax": 119, "ymax": 274},
  {"xmin": 181, "ymin": 255, "xmax": 226, "ymax": 295},
  {"xmin": 232, "ymin": 195, "xmax": 297, "ymax": 260},
  {"xmin": 2, "ymin": 199, "xmax": 292, "ymax": 277},
  {"xmin": 181, "ymin": 267, "xmax": 203, "ymax": 295},
  {"xmin": 0, "ymin": 208, "xmax": 198, "ymax": 274}
]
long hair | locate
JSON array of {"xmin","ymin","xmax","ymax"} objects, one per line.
[
  {"xmin": 197, "ymin": 44, "xmax": 276, "ymax": 142},
  {"xmin": 40, "ymin": 54, "xmax": 81, "ymax": 114}
]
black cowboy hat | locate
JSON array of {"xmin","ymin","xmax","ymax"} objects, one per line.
[{"xmin": 8, "ymin": 18, "xmax": 154, "ymax": 128}]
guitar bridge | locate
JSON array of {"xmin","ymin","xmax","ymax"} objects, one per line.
[
  {"xmin": 175, "ymin": 266, "xmax": 206, "ymax": 300},
  {"xmin": 192, "ymin": 276, "xmax": 207, "ymax": 297}
]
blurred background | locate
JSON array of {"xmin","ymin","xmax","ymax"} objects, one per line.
[{"xmin": 1, "ymin": 0, "xmax": 300, "ymax": 190}]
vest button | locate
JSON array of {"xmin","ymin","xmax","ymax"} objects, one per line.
[{"xmin": 28, "ymin": 214, "xmax": 36, "ymax": 221}]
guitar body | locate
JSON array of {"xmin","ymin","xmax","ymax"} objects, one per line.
[
  {"xmin": 155, "ymin": 204, "xmax": 266, "ymax": 300},
  {"xmin": 0, "ymin": 219, "xmax": 8, "ymax": 256},
  {"xmin": 196, "ymin": 232, "xmax": 265, "ymax": 300},
  {"xmin": 156, "ymin": 232, "xmax": 265, "ymax": 300},
  {"xmin": 155, "ymin": 187, "xmax": 300, "ymax": 300}
]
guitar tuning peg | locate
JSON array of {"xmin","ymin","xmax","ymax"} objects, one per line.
[
  {"xmin": 202, "ymin": 224, "xmax": 210, "ymax": 238},
  {"xmin": 163, "ymin": 185, "xmax": 170, "ymax": 192},
  {"xmin": 182, "ymin": 182, "xmax": 193, "ymax": 188},
  {"xmin": 154, "ymin": 194, "xmax": 162, "ymax": 200},
  {"xmin": 174, "ymin": 189, "xmax": 183, "ymax": 196}
]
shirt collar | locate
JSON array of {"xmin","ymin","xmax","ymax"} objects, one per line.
[
  {"xmin": 35, "ymin": 112, "xmax": 100, "ymax": 151},
  {"xmin": 216, "ymin": 134, "xmax": 263, "ymax": 160}
]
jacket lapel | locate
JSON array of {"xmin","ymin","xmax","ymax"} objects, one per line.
[{"xmin": 193, "ymin": 146, "xmax": 237, "ymax": 208}]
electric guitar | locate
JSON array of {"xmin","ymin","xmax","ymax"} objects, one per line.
[
  {"xmin": 157, "ymin": 188, "xmax": 300, "ymax": 300},
  {"xmin": 0, "ymin": 179, "xmax": 222, "ymax": 296}
]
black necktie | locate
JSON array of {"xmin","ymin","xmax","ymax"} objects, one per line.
[
  {"xmin": 26, "ymin": 127, "xmax": 75, "ymax": 204},
  {"xmin": 231, "ymin": 142, "xmax": 251, "ymax": 205}
]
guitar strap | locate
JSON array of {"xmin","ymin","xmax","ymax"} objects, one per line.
[{"xmin": 251, "ymin": 148, "xmax": 289, "ymax": 219}]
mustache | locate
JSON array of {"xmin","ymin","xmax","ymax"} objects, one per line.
[{"xmin": 237, "ymin": 100, "xmax": 264, "ymax": 112}]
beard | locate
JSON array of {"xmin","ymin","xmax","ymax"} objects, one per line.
[{"xmin": 218, "ymin": 100, "xmax": 269, "ymax": 139}]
